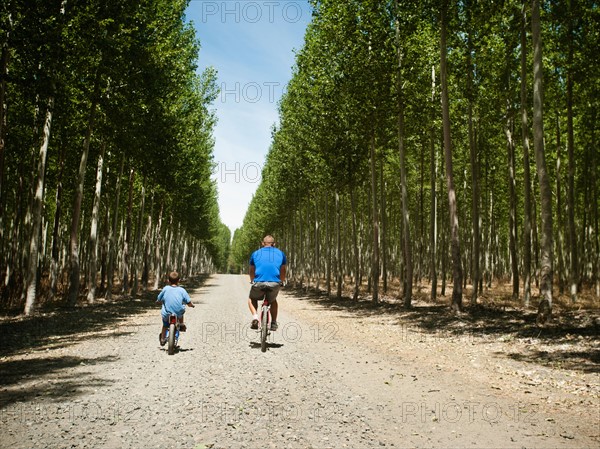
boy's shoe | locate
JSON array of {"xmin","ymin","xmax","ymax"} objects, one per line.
[
  {"xmin": 159, "ymin": 333, "xmax": 166, "ymax": 346},
  {"xmin": 179, "ymin": 324, "xmax": 187, "ymax": 332},
  {"xmin": 270, "ymin": 321, "xmax": 278, "ymax": 331},
  {"xmin": 251, "ymin": 319, "xmax": 259, "ymax": 329}
]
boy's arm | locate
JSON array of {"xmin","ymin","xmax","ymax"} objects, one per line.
[
  {"xmin": 156, "ymin": 289, "xmax": 165, "ymax": 303},
  {"xmin": 183, "ymin": 289, "xmax": 194, "ymax": 307}
]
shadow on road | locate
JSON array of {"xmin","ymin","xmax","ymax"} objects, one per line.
[
  {"xmin": 249, "ymin": 342, "xmax": 284, "ymax": 351},
  {"xmin": 284, "ymin": 286, "xmax": 599, "ymax": 373},
  {"xmin": 0, "ymin": 274, "xmax": 210, "ymax": 358}
]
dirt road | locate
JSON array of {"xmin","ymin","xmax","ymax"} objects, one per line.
[{"xmin": 1, "ymin": 274, "xmax": 598, "ymax": 448}]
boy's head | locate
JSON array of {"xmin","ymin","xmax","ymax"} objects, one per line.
[{"xmin": 168, "ymin": 271, "xmax": 180, "ymax": 285}]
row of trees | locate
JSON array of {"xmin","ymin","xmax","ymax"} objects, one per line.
[
  {"xmin": 0, "ymin": 0, "xmax": 230, "ymax": 314},
  {"xmin": 231, "ymin": 0, "xmax": 599, "ymax": 312}
]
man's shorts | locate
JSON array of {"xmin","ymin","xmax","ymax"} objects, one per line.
[{"xmin": 249, "ymin": 282, "xmax": 281, "ymax": 302}]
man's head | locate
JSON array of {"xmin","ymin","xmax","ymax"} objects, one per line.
[
  {"xmin": 262, "ymin": 235, "xmax": 275, "ymax": 247},
  {"xmin": 168, "ymin": 271, "xmax": 180, "ymax": 284}
]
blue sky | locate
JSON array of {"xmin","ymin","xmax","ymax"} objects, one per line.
[{"xmin": 185, "ymin": 1, "xmax": 313, "ymax": 233}]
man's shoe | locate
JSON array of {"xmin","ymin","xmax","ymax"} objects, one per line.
[
  {"xmin": 270, "ymin": 321, "xmax": 278, "ymax": 331},
  {"xmin": 251, "ymin": 319, "xmax": 259, "ymax": 329},
  {"xmin": 159, "ymin": 333, "xmax": 166, "ymax": 346}
]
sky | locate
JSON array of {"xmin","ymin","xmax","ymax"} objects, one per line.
[{"xmin": 184, "ymin": 1, "xmax": 313, "ymax": 233}]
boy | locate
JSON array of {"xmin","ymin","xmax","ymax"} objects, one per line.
[{"xmin": 157, "ymin": 271, "xmax": 194, "ymax": 346}]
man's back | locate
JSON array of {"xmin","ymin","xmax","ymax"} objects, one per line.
[{"xmin": 250, "ymin": 246, "xmax": 286, "ymax": 282}]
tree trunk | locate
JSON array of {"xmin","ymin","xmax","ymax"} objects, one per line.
[
  {"xmin": 0, "ymin": 22, "xmax": 11, "ymax": 253},
  {"xmin": 325, "ymin": 194, "xmax": 331, "ymax": 296},
  {"xmin": 369, "ymin": 131, "xmax": 379, "ymax": 303},
  {"xmin": 380, "ymin": 162, "xmax": 388, "ymax": 293},
  {"xmin": 520, "ymin": 0, "xmax": 533, "ymax": 307},
  {"xmin": 556, "ymin": 115, "xmax": 565, "ymax": 294},
  {"xmin": 335, "ymin": 192, "xmax": 343, "ymax": 299},
  {"xmin": 314, "ymin": 197, "xmax": 320, "ymax": 291},
  {"xmin": 86, "ymin": 141, "xmax": 105, "ymax": 303},
  {"xmin": 505, "ymin": 111, "xmax": 519, "ymax": 300},
  {"xmin": 532, "ymin": 0, "xmax": 554, "ymax": 307},
  {"xmin": 49, "ymin": 140, "xmax": 65, "ymax": 298},
  {"xmin": 105, "ymin": 153, "xmax": 125, "ymax": 300},
  {"xmin": 350, "ymin": 189, "xmax": 360, "ymax": 301},
  {"xmin": 440, "ymin": 0, "xmax": 463, "ymax": 312},
  {"xmin": 122, "ymin": 167, "xmax": 135, "ymax": 293},
  {"xmin": 467, "ymin": 29, "xmax": 480, "ymax": 305},
  {"xmin": 394, "ymin": 26, "xmax": 413, "ymax": 307},
  {"xmin": 68, "ymin": 69, "xmax": 101, "ymax": 307},
  {"xmin": 430, "ymin": 66, "xmax": 438, "ymax": 301},
  {"xmin": 24, "ymin": 97, "xmax": 54, "ymax": 315},
  {"xmin": 152, "ymin": 203, "xmax": 164, "ymax": 290},
  {"xmin": 566, "ymin": 3, "xmax": 577, "ymax": 302},
  {"xmin": 131, "ymin": 181, "xmax": 145, "ymax": 296}
]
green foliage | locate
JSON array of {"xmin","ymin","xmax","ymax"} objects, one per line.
[
  {"xmin": 0, "ymin": 0, "xmax": 229, "ymax": 304},
  {"xmin": 232, "ymin": 0, "xmax": 600, "ymax": 294}
]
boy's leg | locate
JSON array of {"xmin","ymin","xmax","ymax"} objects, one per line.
[
  {"xmin": 159, "ymin": 316, "xmax": 169, "ymax": 345},
  {"xmin": 159, "ymin": 325, "xmax": 168, "ymax": 345}
]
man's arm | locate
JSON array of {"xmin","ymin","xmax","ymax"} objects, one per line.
[
  {"xmin": 249, "ymin": 264, "xmax": 256, "ymax": 282},
  {"xmin": 280, "ymin": 264, "xmax": 287, "ymax": 283}
]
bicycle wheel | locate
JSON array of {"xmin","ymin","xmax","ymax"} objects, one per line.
[
  {"xmin": 260, "ymin": 305, "xmax": 269, "ymax": 353},
  {"xmin": 167, "ymin": 323, "xmax": 176, "ymax": 355}
]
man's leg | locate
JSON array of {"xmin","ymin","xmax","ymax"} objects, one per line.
[
  {"xmin": 270, "ymin": 300, "xmax": 278, "ymax": 323},
  {"xmin": 248, "ymin": 297, "xmax": 258, "ymax": 316},
  {"xmin": 248, "ymin": 298, "xmax": 259, "ymax": 329}
]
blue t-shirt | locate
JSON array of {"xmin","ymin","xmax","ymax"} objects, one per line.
[
  {"xmin": 157, "ymin": 285, "xmax": 191, "ymax": 318},
  {"xmin": 249, "ymin": 246, "xmax": 287, "ymax": 282}
]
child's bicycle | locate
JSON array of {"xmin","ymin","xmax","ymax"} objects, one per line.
[{"xmin": 165, "ymin": 313, "xmax": 183, "ymax": 355}]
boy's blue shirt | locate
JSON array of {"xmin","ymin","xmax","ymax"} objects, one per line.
[
  {"xmin": 249, "ymin": 246, "xmax": 287, "ymax": 282},
  {"xmin": 157, "ymin": 285, "xmax": 191, "ymax": 318}
]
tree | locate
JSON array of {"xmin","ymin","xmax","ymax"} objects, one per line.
[{"xmin": 532, "ymin": 0, "xmax": 554, "ymax": 309}]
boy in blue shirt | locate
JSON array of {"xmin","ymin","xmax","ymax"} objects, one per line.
[
  {"xmin": 248, "ymin": 235, "xmax": 287, "ymax": 331},
  {"xmin": 157, "ymin": 271, "xmax": 194, "ymax": 346}
]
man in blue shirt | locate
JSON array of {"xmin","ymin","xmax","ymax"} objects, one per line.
[{"xmin": 248, "ymin": 235, "xmax": 287, "ymax": 331}]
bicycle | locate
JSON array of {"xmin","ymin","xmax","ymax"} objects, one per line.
[
  {"xmin": 165, "ymin": 313, "xmax": 181, "ymax": 355},
  {"xmin": 251, "ymin": 282, "xmax": 282, "ymax": 352},
  {"xmin": 259, "ymin": 296, "xmax": 271, "ymax": 353}
]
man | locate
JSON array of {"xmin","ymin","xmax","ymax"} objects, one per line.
[{"xmin": 248, "ymin": 235, "xmax": 286, "ymax": 331}]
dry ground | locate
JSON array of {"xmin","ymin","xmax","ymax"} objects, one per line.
[{"xmin": 0, "ymin": 274, "xmax": 598, "ymax": 448}]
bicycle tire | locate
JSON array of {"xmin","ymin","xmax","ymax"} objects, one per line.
[
  {"xmin": 260, "ymin": 305, "xmax": 269, "ymax": 353},
  {"xmin": 167, "ymin": 323, "xmax": 176, "ymax": 355}
]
